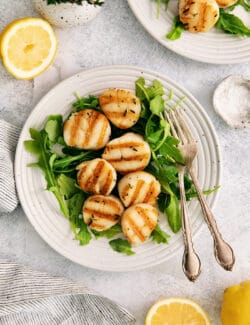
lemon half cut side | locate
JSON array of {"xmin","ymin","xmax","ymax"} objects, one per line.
[
  {"xmin": 0, "ymin": 17, "xmax": 57, "ymax": 80},
  {"xmin": 145, "ymin": 297, "xmax": 211, "ymax": 325}
]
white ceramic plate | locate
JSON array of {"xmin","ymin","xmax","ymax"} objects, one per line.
[
  {"xmin": 128, "ymin": 0, "xmax": 250, "ymax": 64},
  {"xmin": 15, "ymin": 65, "xmax": 221, "ymax": 271}
]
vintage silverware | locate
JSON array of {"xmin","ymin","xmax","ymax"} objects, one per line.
[
  {"xmin": 165, "ymin": 110, "xmax": 201, "ymax": 282},
  {"xmin": 166, "ymin": 108, "xmax": 235, "ymax": 272}
]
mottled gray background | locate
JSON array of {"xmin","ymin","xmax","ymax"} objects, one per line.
[{"xmin": 0, "ymin": 1, "xmax": 250, "ymax": 324}]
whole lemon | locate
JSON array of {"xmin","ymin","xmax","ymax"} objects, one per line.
[{"xmin": 221, "ymin": 280, "xmax": 250, "ymax": 325}]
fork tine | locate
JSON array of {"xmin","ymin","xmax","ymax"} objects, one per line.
[
  {"xmin": 175, "ymin": 109, "xmax": 194, "ymax": 143},
  {"xmin": 169, "ymin": 109, "xmax": 187, "ymax": 144},
  {"xmin": 165, "ymin": 110, "xmax": 178, "ymax": 139}
]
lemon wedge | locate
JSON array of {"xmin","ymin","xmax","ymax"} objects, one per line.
[
  {"xmin": 145, "ymin": 297, "xmax": 211, "ymax": 325},
  {"xmin": 0, "ymin": 17, "xmax": 57, "ymax": 80}
]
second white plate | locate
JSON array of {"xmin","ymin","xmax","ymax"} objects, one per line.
[
  {"xmin": 128, "ymin": 0, "xmax": 250, "ymax": 64},
  {"xmin": 15, "ymin": 65, "xmax": 221, "ymax": 271}
]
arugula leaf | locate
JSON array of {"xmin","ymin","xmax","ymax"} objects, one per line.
[
  {"xmin": 93, "ymin": 224, "xmax": 123, "ymax": 239},
  {"xmin": 159, "ymin": 137, "xmax": 184, "ymax": 164},
  {"xmin": 147, "ymin": 80, "xmax": 165, "ymax": 99},
  {"xmin": 150, "ymin": 95, "xmax": 165, "ymax": 116},
  {"xmin": 72, "ymin": 95, "xmax": 101, "ymax": 112},
  {"xmin": 185, "ymin": 185, "xmax": 220, "ymax": 200},
  {"xmin": 151, "ymin": 224, "xmax": 170, "ymax": 244},
  {"xmin": 73, "ymin": 222, "xmax": 92, "ymax": 246},
  {"xmin": 166, "ymin": 16, "xmax": 184, "ymax": 40},
  {"xmin": 45, "ymin": 115, "xmax": 63, "ymax": 143},
  {"xmin": 165, "ymin": 194, "xmax": 182, "ymax": 233},
  {"xmin": 109, "ymin": 238, "xmax": 135, "ymax": 255},
  {"xmin": 136, "ymin": 77, "xmax": 150, "ymax": 102},
  {"xmin": 57, "ymin": 174, "xmax": 78, "ymax": 199},
  {"xmin": 25, "ymin": 129, "xmax": 70, "ymax": 218},
  {"xmin": 216, "ymin": 9, "xmax": 250, "ymax": 36},
  {"xmin": 24, "ymin": 140, "xmax": 41, "ymax": 155},
  {"xmin": 239, "ymin": 0, "xmax": 250, "ymax": 11},
  {"xmin": 52, "ymin": 150, "xmax": 100, "ymax": 172}
]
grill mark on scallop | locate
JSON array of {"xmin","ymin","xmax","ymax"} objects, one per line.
[
  {"xmin": 91, "ymin": 160, "xmax": 105, "ymax": 188},
  {"xmin": 125, "ymin": 215, "xmax": 146, "ymax": 242},
  {"xmin": 106, "ymin": 142, "xmax": 144, "ymax": 150},
  {"xmin": 97, "ymin": 117, "xmax": 109, "ymax": 148},
  {"xmin": 134, "ymin": 205, "xmax": 156, "ymax": 230},
  {"xmin": 81, "ymin": 160, "xmax": 104, "ymax": 192},
  {"xmin": 121, "ymin": 183, "xmax": 132, "ymax": 201},
  {"xmin": 107, "ymin": 154, "xmax": 146, "ymax": 163},
  {"xmin": 68, "ymin": 112, "xmax": 82, "ymax": 147},
  {"xmin": 84, "ymin": 208, "xmax": 118, "ymax": 222},
  {"xmin": 88, "ymin": 196, "xmax": 122, "ymax": 211},
  {"xmin": 83, "ymin": 110, "xmax": 98, "ymax": 148},
  {"xmin": 142, "ymin": 181, "xmax": 156, "ymax": 204},
  {"xmin": 101, "ymin": 170, "xmax": 113, "ymax": 195},
  {"xmin": 129, "ymin": 180, "xmax": 145, "ymax": 206}
]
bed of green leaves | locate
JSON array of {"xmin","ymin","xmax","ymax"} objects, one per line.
[
  {"xmin": 24, "ymin": 77, "xmax": 217, "ymax": 256},
  {"xmin": 155, "ymin": 0, "xmax": 250, "ymax": 40}
]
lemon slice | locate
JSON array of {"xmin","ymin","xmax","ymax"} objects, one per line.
[
  {"xmin": 0, "ymin": 17, "xmax": 57, "ymax": 80},
  {"xmin": 145, "ymin": 297, "xmax": 211, "ymax": 325}
]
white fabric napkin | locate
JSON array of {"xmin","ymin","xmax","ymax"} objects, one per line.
[
  {"xmin": 0, "ymin": 120, "xmax": 20, "ymax": 214},
  {"xmin": 0, "ymin": 260, "xmax": 135, "ymax": 324}
]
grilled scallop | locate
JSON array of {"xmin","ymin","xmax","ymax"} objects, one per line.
[
  {"xmin": 118, "ymin": 171, "xmax": 161, "ymax": 207},
  {"xmin": 121, "ymin": 203, "xmax": 159, "ymax": 246},
  {"xmin": 83, "ymin": 195, "xmax": 124, "ymax": 231},
  {"xmin": 215, "ymin": 0, "xmax": 237, "ymax": 7},
  {"xmin": 77, "ymin": 158, "xmax": 116, "ymax": 195},
  {"xmin": 179, "ymin": 0, "xmax": 219, "ymax": 33},
  {"xmin": 99, "ymin": 89, "xmax": 141, "ymax": 129},
  {"xmin": 102, "ymin": 133, "xmax": 151, "ymax": 174},
  {"xmin": 63, "ymin": 109, "xmax": 111, "ymax": 150}
]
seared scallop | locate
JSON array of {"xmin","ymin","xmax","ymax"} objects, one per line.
[
  {"xmin": 102, "ymin": 133, "xmax": 151, "ymax": 174},
  {"xmin": 99, "ymin": 89, "xmax": 141, "ymax": 129},
  {"xmin": 179, "ymin": 0, "xmax": 219, "ymax": 33},
  {"xmin": 77, "ymin": 158, "xmax": 116, "ymax": 195},
  {"xmin": 215, "ymin": 0, "xmax": 237, "ymax": 7},
  {"xmin": 118, "ymin": 171, "xmax": 161, "ymax": 207},
  {"xmin": 121, "ymin": 203, "xmax": 159, "ymax": 246},
  {"xmin": 83, "ymin": 195, "xmax": 124, "ymax": 231},
  {"xmin": 63, "ymin": 109, "xmax": 111, "ymax": 150}
]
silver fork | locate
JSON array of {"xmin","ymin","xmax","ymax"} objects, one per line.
[
  {"xmin": 166, "ymin": 110, "xmax": 201, "ymax": 282},
  {"xmin": 166, "ymin": 108, "xmax": 235, "ymax": 274}
]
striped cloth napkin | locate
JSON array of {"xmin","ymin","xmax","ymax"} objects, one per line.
[
  {"xmin": 0, "ymin": 260, "xmax": 135, "ymax": 324},
  {"xmin": 0, "ymin": 120, "xmax": 20, "ymax": 214}
]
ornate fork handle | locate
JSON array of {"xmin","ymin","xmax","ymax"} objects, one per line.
[
  {"xmin": 189, "ymin": 167, "xmax": 235, "ymax": 271},
  {"xmin": 179, "ymin": 166, "xmax": 201, "ymax": 281}
]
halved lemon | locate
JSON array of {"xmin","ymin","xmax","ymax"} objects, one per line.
[
  {"xmin": 145, "ymin": 297, "xmax": 211, "ymax": 325},
  {"xmin": 0, "ymin": 17, "xmax": 57, "ymax": 80}
]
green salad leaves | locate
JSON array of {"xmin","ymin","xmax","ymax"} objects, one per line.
[
  {"xmin": 25, "ymin": 77, "xmax": 218, "ymax": 256},
  {"xmin": 216, "ymin": 8, "xmax": 250, "ymax": 36},
  {"xmin": 156, "ymin": 0, "xmax": 250, "ymax": 40}
]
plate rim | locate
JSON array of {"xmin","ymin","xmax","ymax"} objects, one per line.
[
  {"xmin": 15, "ymin": 64, "xmax": 222, "ymax": 271},
  {"xmin": 127, "ymin": 0, "xmax": 250, "ymax": 65}
]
